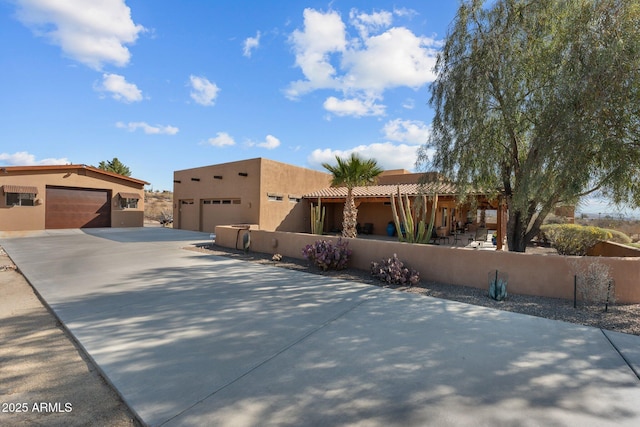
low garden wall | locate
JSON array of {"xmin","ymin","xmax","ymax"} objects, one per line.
[
  {"xmin": 215, "ymin": 225, "xmax": 640, "ymax": 304},
  {"xmin": 587, "ymin": 241, "xmax": 640, "ymax": 257}
]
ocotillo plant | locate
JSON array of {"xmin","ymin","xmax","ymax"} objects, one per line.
[
  {"xmin": 390, "ymin": 187, "xmax": 438, "ymax": 244},
  {"xmin": 310, "ymin": 198, "xmax": 325, "ymax": 235}
]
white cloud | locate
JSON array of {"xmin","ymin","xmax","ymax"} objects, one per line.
[
  {"xmin": 307, "ymin": 142, "xmax": 420, "ymax": 171},
  {"xmin": 205, "ymin": 132, "xmax": 235, "ymax": 147},
  {"xmin": 402, "ymin": 98, "xmax": 415, "ymax": 109},
  {"xmin": 323, "ymin": 96, "xmax": 385, "ymax": 117},
  {"xmin": 189, "ymin": 75, "xmax": 219, "ymax": 106},
  {"xmin": 349, "ymin": 9, "xmax": 393, "ymax": 39},
  {"xmin": 287, "ymin": 8, "xmax": 441, "ymax": 117},
  {"xmin": 382, "ymin": 119, "xmax": 430, "ymax": 144},
  {"xmin": 97, "ymin": 73, "xmax": 142, "ymax": 102},
  {"xmin": 286, "ymin": 8, "xmax": 347, "ymax": 98},
  {"xmin": 248, "ymin": 134, "xmax": 280, "ymax": 150},
  {"xmin": 116, "ymin": 121, "xmax": 178, "ymax": 135},
  {"xmin": 13, "ymin": 0, "xmax": 145, "ymax": 70},
  {"xmin": 0, "ymin": 151, "xmax": 69, "ymax": 165},
  {"xmin": 243, "ymin": 31, "xmax": 261, "ymax": 57},
  {"xmin": 341, "ymin": 27, "xmax": 439, "ymax": 91}
]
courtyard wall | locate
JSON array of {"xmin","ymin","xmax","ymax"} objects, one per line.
[{"xmin": 215, "ymin": 225, "xmax": 640, "ymax": 304}]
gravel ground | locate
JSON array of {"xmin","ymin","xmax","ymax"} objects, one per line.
[{"xmin": 192, "ymin": 243, "xmax": 640, "ymax": 336}]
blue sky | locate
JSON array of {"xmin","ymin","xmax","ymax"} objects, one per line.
[
  {"xmin": 0, "ymin": 0, "xmax": 632, "ymax": 216},
  {"xmin": 1, "ymin": 0, "xmax": 458, "ymax": 190}
]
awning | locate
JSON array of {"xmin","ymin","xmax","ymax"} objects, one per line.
[
  {"xmin": 118, "ymin": 192, "xmax": 141, "ymax": 199},
  {"xmin": 2, "ymin": 185, "xmax": 38, "ymax": 194}
]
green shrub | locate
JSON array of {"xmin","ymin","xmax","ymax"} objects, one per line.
[{"xmin": 540, "ymin": 224, "xmax": 612, "ymax": 256}]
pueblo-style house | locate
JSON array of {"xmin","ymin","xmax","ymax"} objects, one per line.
[{"xmin": 173, "ymin": 158, "xmax": 509, "ymax": 247}]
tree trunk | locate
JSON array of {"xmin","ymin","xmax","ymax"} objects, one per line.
[
  {"xmin": 342, "ymin": 189, "xmax": 358, "ymax": 238},
  {"xmin": 507, "ymin": 209, "xmax": 528, "ymax": 252}
]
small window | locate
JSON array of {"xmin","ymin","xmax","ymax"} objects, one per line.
[
  {"xmin": 288, "ymin": 196, "xmax": 301, "ymax": 203},
  {"xmin": 120, "ymin": 198, "xmax": 138, "ymax": 209},
  {"xmin": 6, "ymin": 192, "xmax": 35, "ymax": 206},
  {"xmin": 212, "ymin": 200, "xmax": 221, "ymax": 204},
  {"xmin": 232, "ymin": 199, "xmax": 241, "ymax": 205},
  {"xmin": 203, "ymin": 200, "xmax": 212, "ymax": 205},
  {"xmin": 222, "ymin": 200, "xmax": 232, "ymax": 205},
  {"xmin": 268, "ymin": 193, "xmax": 283, "ymax": 202}
]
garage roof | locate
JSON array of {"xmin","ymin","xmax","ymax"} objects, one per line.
[{"xmin": 0, "ymin": 164, "xmax": 149, "ymax": 186}]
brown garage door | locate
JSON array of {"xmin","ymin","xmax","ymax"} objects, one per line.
[{"xmin": 45, "ymin": 186, "xmax": 111, "ymax": 229}]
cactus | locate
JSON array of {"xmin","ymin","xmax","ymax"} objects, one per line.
[
  {"xmin": 310, "ymin": 198, "xmax": 325, "ymax": 235},
  {"xmin": 390, "ymin": 187, "xmax": 437, "ymax": 244},
  {"xmin": 488, "ymin": 270, "xmax": 508, "ymax": 301}
]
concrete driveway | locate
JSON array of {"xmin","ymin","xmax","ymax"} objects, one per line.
[{"xmin": 2, "ymin": 227, "xmax": 640, "ymax": 426}]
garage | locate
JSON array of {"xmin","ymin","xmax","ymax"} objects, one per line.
[{"xmin": 45, "ymin": 186, "xmax": 111, "ymax": 229}]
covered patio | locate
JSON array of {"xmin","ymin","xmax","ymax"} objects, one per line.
[{"xmin": 304, "ymin": 179, "xmax": 508, "ymax": 250}]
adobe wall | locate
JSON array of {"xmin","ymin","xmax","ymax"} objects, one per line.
[
  {"xmin": 173, "ymin": 159, "xmax": 262, "ymax": 231},
  {"xmin": 260, "ymin": 159, "xmax": 332, "ymax": 232},
  {"xmin": 215, "ymin": 226, "xmax": 640, "ymax": 304}
]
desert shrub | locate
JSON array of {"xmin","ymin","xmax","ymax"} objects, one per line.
[
  {"xmin": 371, "ymin": 254, "xmax": 420, "ymax": 286},
  {"xmin": 302, "ymin": 238, "xmax": 351, "ymax": 271},
  {"xmin": 600, "ymin": 228, "xmax": 632, "ymax": 245},
  {"xmin": 540, "ymin": 224, "xmax": 612, "ymax": 256},
  {"xmin": 571, "ymin": 260, "xmax": 615, "ymax": 306}
]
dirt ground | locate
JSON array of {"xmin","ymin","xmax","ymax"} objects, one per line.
[{"xmin": 0, "ymin": 248, "xmax": 141, "ymax": 427}]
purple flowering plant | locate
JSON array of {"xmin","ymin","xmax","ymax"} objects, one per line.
[
  {"xmin": 302, "ymin": 238, "xmax": 352, "ymax": 271},
  {"xmin": 371, "ymin": 253, "xmax": 420, "ymax": 286}
]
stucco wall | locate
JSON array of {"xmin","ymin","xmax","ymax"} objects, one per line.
[
  {"xmin": 215, "ymin": 226, "xmax": 640, "ymax": 304},
  {"xmin": 0, "ymin": 167, "xmax": 145, "ymax": 231},
  {"xmin": 260, "ymin": 159, "xmax": 332, "ymax": 232},
  {"xmin": 173, "ymin": 159, "xmax": 262, "ymax": 231}
]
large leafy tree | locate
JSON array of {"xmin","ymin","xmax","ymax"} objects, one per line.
[
  {"xmin": 419, "ymin": 0, "xmax": 640, "ymax": 252},
  {"xmin": 97, "ymin": 157, "xmax": 132, "ymax": 177},
  {"xmin": 322, "ymin": 153, "xmax": 383, "ymax": 238}
]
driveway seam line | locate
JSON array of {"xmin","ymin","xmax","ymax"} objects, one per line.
[
  {"xmin": 601, "ymin": 329, "xmax": 640, "ymax": 381},
  {"xmin": 158, "ymin": 292, "xmax": 374, "ymax": 426}
]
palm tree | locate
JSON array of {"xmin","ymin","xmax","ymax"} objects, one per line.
[{"xmin": 322, "ymin": 153, "xmax": 383, "ymax": 238}]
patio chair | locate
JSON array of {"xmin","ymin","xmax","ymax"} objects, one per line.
[{"xmin": 361, "ymin": 223, "xmax": 374, "ymax": 235}]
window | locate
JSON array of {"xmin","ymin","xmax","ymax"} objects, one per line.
[
  {"xmin": 119, "ymin": 192, "xmax": 140, "ymax": 209},
  {"xmin": 288, "ymin": 196, "xmax": 301, "ymax": 203},
  {"xmin": 202, "ymin": 198, "xmax": 240, "ymax": 205},
  {"xmin": 268, "ymin": 193, "xmax": 283, "ymax": 202},
  {"xmin": 6, "ymin": 192, "xmax": 35, "ymax": 206},
  {"xmin": 120, "ymin": 198, "xmax": 138, "ymax": 209}
]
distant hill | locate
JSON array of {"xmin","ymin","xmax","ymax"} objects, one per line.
[{"xmin": 144, "ymin": 191, "xmax": 173, "ymax": 225}]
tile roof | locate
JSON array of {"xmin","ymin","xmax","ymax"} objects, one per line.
[{"xmin": 304, "ymin": 182, "xmax": 458, "ymax": 199}]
